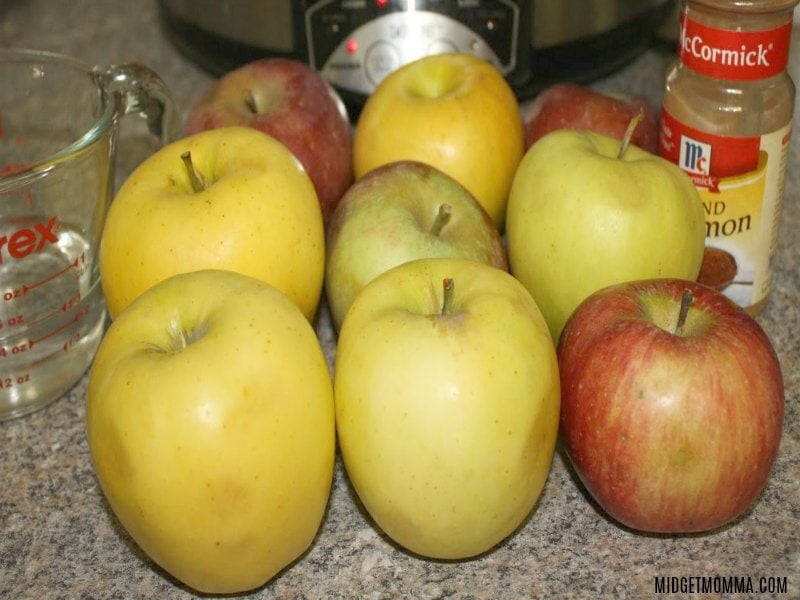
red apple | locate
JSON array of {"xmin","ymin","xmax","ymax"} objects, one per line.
[
  {"xmin": 185, "ymin": 58, "xmax": 353, "ymax": 225},
  {"xmin": 523, "ymin": 83, "xmax": 659, "ymax": 153},
  {"xmin": 557, "ymin": 278, "xmax": 783, "ymax": 533}
]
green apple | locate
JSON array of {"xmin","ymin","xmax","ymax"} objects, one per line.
[
  {"xmin": 99, "ymin": 126, "xmax": 325, "ymax": 321},
  {"xmin": 506, "ymin": 125, "xmax": 706, "ymax": 342},
  {"xmin": 334, "ymin": 258, "xmax": 560, "ymax": 560},
  {"xmin": 325, "ymin": 160, "xmax": 508, "ymax": 331},
  {"xmin": 86, "ymin": 269, "xmax": 335, "ymax": 594},
  {"xmin": 353, "ymin": 53, "xmax": 525, "ymax": 228}
]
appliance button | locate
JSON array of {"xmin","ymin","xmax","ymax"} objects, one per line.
[
  {"xmin": 364, "ymin": 41, "xmax": 401, "ymax": 86},
  {"xmin": 427, "ymin": 39, "xmax": 458, "ymax": 55}
]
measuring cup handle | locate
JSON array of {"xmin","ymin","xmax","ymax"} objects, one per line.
[{"xmin": 92, "ymin": 62, "xmax": 182, "ymax": 149}]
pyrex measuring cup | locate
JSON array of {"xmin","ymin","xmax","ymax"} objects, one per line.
[{"xmin": 0, "ymin": 49, "xmax": 180, "ymax": 421}]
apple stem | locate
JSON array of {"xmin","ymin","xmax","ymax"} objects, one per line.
[
  {"xmin": 617, "ymin": 108, "xmax": 645, "ymax": 159},
  {"xmin": 181, "ymin": 151, "xmax": 206, "ymax": 193},
  {"xmin": 441, "ymin": 278, "xmax": 455, "ymax": 316},
  {"xmin": 244, "ymin": 90, "xmax": 258, "ymax": 115},
  {"xmin": 430, "ymin": 204, "xmax": 452, "ymax": 237},
  {"xmin": 675, "ymin": 288, "xmax": 693, "ymax": 336},
  {"xmin": 176, "ymin": 328, "xmax": 189, "ymax": 350}
]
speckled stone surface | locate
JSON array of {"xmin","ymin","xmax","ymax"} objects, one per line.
[{"xmin": 2, "ymin": 2, "xmax": 799, "ymax": 598}]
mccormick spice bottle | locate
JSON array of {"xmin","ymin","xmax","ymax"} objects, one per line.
[{"xmin": 659, "ymin": 0, "xmax": 798, "ymax": 314}]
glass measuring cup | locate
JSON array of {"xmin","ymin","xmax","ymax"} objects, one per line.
[{"xmin": 0, "ymin": 49, "xmax": 180, "ymax": 421}]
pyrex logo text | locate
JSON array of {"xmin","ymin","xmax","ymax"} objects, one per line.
[
  {"xmin": 681, "ymin": 33, "xmax": 772, "ymax": 68},
  {"xmin": 679, "ymin": 136, "xmax": 711, "ymax": 176},
  {"xmin": 0, "ymin": 217, "xmax": 59, "ymax": 264}
]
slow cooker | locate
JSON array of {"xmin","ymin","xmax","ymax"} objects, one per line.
[{"xmin": 159, "ymin": 0, "xmax": 674, "ymax": 112}]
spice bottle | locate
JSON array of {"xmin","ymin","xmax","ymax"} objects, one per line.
[{"xmin": 659, "ymin": 0, "xmax": 798, "ymax": 314}]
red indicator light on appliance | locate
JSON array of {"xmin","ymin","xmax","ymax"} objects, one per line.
[
  {"xmin": 346, "ymin": 38, "xmax": 358, "ymax": 54},
  {"xmin": 376, "ymin": 0, "xmax": 389, "ymax": 7}
]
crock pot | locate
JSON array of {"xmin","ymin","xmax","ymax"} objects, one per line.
[{"xmin": 159, "ymin": 0, "xmax": 673, "ymax": 111}]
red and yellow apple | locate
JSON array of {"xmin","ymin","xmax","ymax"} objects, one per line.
[
  {"xmin": 86, "ymin": 269, "xmax": 336, "ymax": 593},
  {"xmin": 99, "ymin": 126, "xmax": 325, "ymax": 321},
  {"xmin": 353, "ymin": 53, "xmax": 525, "ymax": 228},
  {"xmin": 324, "ymin": 160, "xmax": 507, "ymax": 330},
  {"xmin": 185, "ymin": 57, "xmax": 353, "ymax": 225},
  {"xmin": 558, "ymin": 278, "xmax": 783, "ymax": 533},
  {"xmin": 523, "ymin": 83, "xmax": 660, "ymax": 153}
]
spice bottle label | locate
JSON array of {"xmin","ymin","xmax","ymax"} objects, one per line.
[
  {"xmin": 678, "ymin": 12, "xmax": 793, "ymax": 80},
  {"xmin": 660, "ymin": 109, "xmax": 792, "ymax": 309}
]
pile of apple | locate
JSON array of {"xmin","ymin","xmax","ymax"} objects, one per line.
[{"xmin": 84, "ymin": 55, "xmax": 784, "ymax": 595}]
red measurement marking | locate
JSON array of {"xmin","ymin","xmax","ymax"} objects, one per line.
[
  {"xmin": 0, "ymin": 111, "xmax": 35, "ymax": 176},
  {"xmin": 28, "ymin": 305, "xmax": 88, "ymax": 349},
  {"xmin": 62, "ymin": 332, "xmax": 83, "ymax": 352},
  {"xmin": 0, "ymin": 162, "xmax": 30, "ymax": 177},
  {"xmin": 22, "ymin": 256, "xmax": 80, "ymax": 295},
  {"xmin": 1, "ymin": 373, "xmax": 32, "ymax": 388},
  {"xmin": 25, "ymin": 293, "xmax": 81, "ymax": 329}
]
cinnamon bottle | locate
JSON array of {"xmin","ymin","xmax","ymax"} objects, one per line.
[{"xmin": 659, "ymin": 0, "xmax": 798, "ymax": 314}]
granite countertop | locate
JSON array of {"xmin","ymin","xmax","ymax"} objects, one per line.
[{"xmin": 2, "ymin": 2, "xmax": 799, "ymax": 598}]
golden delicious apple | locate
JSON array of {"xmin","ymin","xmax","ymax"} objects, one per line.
[
  {"xmin": 99, "ymin": 126, "xmax": 325, "ymax": 320},
  {"xmin": 334, "ymin": 258, "xmax": 560, "ymax": 559},
  {"xmin": 353, "ymin": 53, "xmax": 525, "ymax": 228},
  {"xmin": 86, "ymin": 269, "xmax": 335, "ymax": 594},
  {"xmin": 506, "ymin": 128, "xmax": 706, "ymax": 342}
]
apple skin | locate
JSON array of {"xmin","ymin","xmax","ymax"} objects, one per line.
[
  {"xmin": 334, "ymin": 257, "xmax": 560, "ymax": 559},
  {"xmin": 523, "ymin": 83, "xmax": 660, "ymax": 154},
  {"xmin": 353, "ymin": 53, "xmax": 525, "ymax": 229},
  {"xmin": 557, "ymin": 278, "xmax": 783, "ymax": 533},
  {"xmin": 325, "ymin": 160, "xmax": 508, "ymax": 331},
  {"xmin": 506, "ymin": 128, "xmax": 706, "ymax": 342},
  {"xmin": 185, "ymin": 57, "xmax": 353, "ymax": 225},
  {"xmin": 99, "ymin": 126, "xmax": 325, "ymax": 321},
  {"xmin": 86, "ymin": 269, "xmax": 336, "ymax": 594}
]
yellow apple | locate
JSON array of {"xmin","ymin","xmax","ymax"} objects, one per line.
[
  {"xmin": 334, "ymin": 258, "xmax": 560, "ymax": 559},
  {"xmin": 353, "ymin": 53, "xmax": 525, "ymax": 228},
  {"xmin": 99, "ymin": 126, "xmax": 325, "ymax": 320},
  {"xmin": 506, "ymin": 128, "xmax": 706, "ymax": 342},
  {"xmin": 86, "ymin": 269, "xmax": 335, "ymax": 594}
]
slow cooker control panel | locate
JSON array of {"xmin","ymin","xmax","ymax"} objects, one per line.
[{"xmin": 304, "ymin": 0, "xmax": 523, "ymax": 96}]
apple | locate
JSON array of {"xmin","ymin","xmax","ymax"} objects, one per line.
[
  {"xmin": 325, "ymin": 160, "xmax": 508, "ymax": 331},
  {"xmin": 334, "ymin": 257, "xmax": 560, "ymax": 559},
  {"xmin": 185, "ymin": 57, "xmax": 353, "ymax": 225},
  {"xmin": 99, "ymin": 125, "xmax": 325, "ymax": 321},
  {"xmin": 523, "ymin": 83, "xmax": 660, "ymax": 154},
  {"xmin": 86, "ymin": 269, "xmax": 336, "ymax": 593},
  {"xmin": 557, "ymin": 278, "xmax": 783, "ymax": 533},
  {"xmin": 353, "ymin": 52, "xmax": 525, "ymax": 228},
  {"xmin": 506, "ymin": 120, "xmax": 706, "ymax": 342}
]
